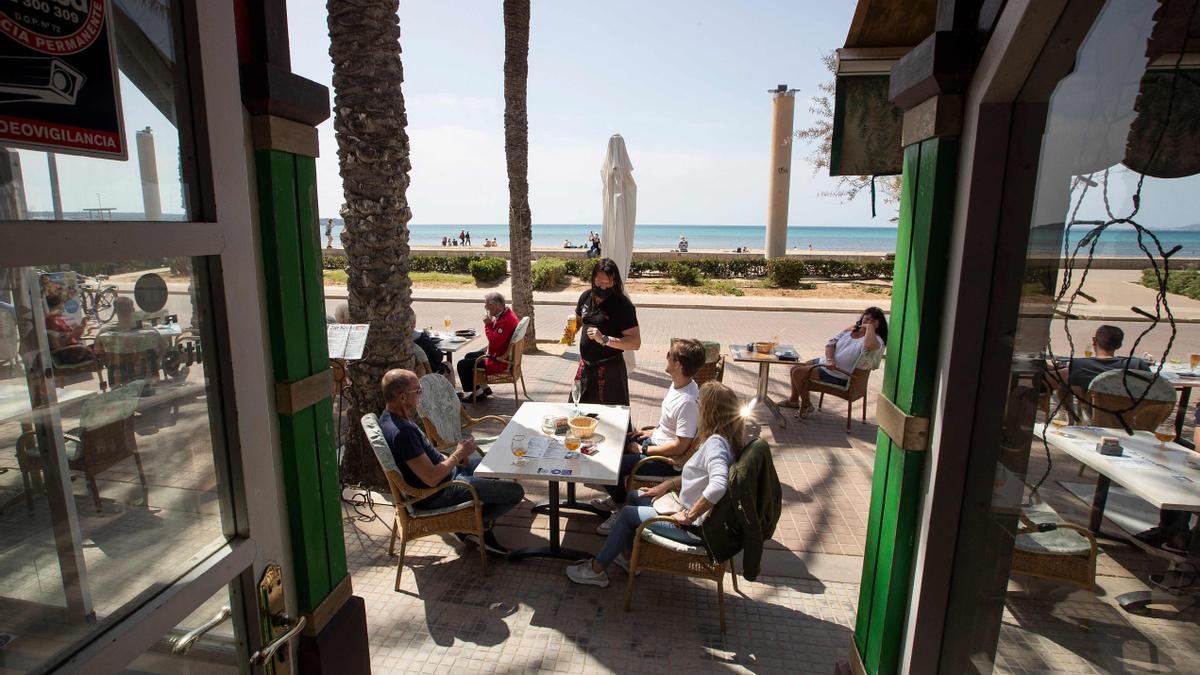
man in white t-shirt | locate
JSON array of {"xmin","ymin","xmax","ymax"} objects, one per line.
[{"xmin": 590, "ymin": 338, "xmax": 707, "ymax": 534}]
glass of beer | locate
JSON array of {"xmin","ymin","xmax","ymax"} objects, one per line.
[
  {"xmin": 564, "ymin": 430, "xmax": 581, "ymax": 453},
  {"xmin": 1190, "ymin": 353, "xmax": 1200, "ymax": 371},
  {"xmin": 1153, "ymin": 420, "xmax": 1175, "ymax": 447},
  {"xmin": 1083, "ymin": 349, "xmax": 1093, "ymax": 358},
  {"xmin": 444, "ymin": 315, "xmax": 452, "ymax": 331},
  {"xmin": 511, "ymin": 434, "xmax": 528, "ymax": 464}
]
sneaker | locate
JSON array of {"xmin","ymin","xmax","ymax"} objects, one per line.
[
  {"xmin": 597, "ymin": 511, "xmax": 621, "ymax": 535},
  {"xmin": 565, "ymin": 560, "xmax": 609, "ymax": 587},
  {"xmin": 481, "ymin": 529, "xmax": 510, "ymax": 556},
  {"xmin": 589, "ymin": 495, "xmax": 618, "ymax": 512},
  {"xmin": 613, "ymin": 553, "xmax": 640, "ymax": 576}
]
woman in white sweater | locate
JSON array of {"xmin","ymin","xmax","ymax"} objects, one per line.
[{"xmin": 567, "ymin": 382, "xmax": 744, "ymax": 587}]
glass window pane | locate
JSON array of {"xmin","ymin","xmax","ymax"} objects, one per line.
[
  {"xmin": 1, "ymin": 0, "xmax": 201, "ymax": 222},
  {"xmin": 0, "ymin": 257, "xmax": 232, "ymax": 672},
  {"xmin": 123, "ymin": 586, "xmax": 241, "ymax": 674}
]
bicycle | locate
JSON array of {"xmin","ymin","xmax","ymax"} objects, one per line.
[{"xmin": 78, "ymin": 274, "xmax": 119, "ymax": 323}]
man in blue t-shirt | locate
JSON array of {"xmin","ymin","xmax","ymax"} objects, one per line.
[{"xmin": 379, "ymin": 369, "xmax": 524, "ymax": 555}]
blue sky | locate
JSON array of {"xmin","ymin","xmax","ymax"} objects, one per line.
[{"xmin": 286, "ymin": 0, "xmax": 892, "ymax": 226}]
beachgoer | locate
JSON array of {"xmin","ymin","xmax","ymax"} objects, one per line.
[
  {"xmin": 588, "ymin": 235, "xmax": 601, "ymax": 258},
  {"xmin": 566, "ymin": 382, "xmax": 741, "ymax": 587},
  {"xmin": 808, "ymin": 244, "xmax": 813, "ymax": 252},
  {"xmin": 780, "ymin": 307, "xmax": 887, "ymax": 416},
  {"xmin": 459, "ymin": 229, "xmax": 466, "ymax": 245},
  {"xmin": 325, "ymin": 218, "xmax": 334, "ymax": 249},
  {"xmin": 379, "ymin": 369, "xmax": 524, "ymax": 555},
  {"xmin": 591, "ymin": 339, "xmax": 706, "ymax": 534},
  {"xmin": 564, "ymin": 239, "xmax": 571, "ymax": 248},
  {"xmin": 466, "ymin": 231, "xmax": 472, "ymax": 245},
  {"xmin": 678, "ymin": 235, "xmax": 689, "ymax": 253},
  {"xmin": 572, "ymin": 258, "xmax": 640, "ymax": 405},
  {"xmin": 457, "ymin": 292, "xmax": 520, "ymax": 401}
]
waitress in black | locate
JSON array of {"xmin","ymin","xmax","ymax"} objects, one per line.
[{"xmin": 574, "ymin": 258, "xmax": 641, "ymax": 405}]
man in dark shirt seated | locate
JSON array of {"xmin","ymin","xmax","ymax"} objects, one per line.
[
  {"xmin": 378, "ymin": 369, "xmax": 524, "ymax": 555},
  {"xmin": 1050, "ymin": 325, "xmax": 1148, "ymax": 418}
]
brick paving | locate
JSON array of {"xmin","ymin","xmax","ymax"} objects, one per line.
[{"xmin": 341, "ymin": 300, "xmax": 1200, "ymax": 674}]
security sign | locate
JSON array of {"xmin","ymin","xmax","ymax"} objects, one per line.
[{"xmin": 0, "ymin": 0, "xmax": 126, "ymax": 159}]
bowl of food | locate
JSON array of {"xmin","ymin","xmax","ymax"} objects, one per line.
[
  {"xmin": 568, "ymin": 415, "xmax": 599, "ymax": 438},
  {"xmin": 753, "ymin": 341, "xmax": 774, "ymax": 355}
]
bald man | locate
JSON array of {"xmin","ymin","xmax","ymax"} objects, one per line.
[{"xmin": 379, "ymin": 369, "xmax": 524, "ymax": 555}]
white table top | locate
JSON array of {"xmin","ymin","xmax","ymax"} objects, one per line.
[
  {"xmin": 474, "ymin": 402, "xmax": 629, "ymax": 485},
  {"xmin": 728, "ymin": 343, "xmax": 800, "ymax": 364},
  {"xmin": 0, "ymin": 382, "xmax": 95, "ymax": 424},
  {"xmin": 1036, "ymin": 423, "xmax": 1200, "ymax": 511},
  {"xmin": 429, "ymin": 331, "xmax": 480, "ymax": 355}
]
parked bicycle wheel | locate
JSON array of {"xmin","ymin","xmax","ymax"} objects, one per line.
[{"xmin": 95, "ymin": 287, "xmax": 119, "ymax": 323}]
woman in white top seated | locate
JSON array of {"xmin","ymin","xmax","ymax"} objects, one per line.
[
  {"xmin": 779, "ymin": 307, "xmax": 887, "ymax": 416},
  {"xmin": 566, "ymin": 382, "xmax": 743, "ymax": 588}
]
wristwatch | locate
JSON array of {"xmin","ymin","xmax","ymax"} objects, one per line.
[{"xmin": 602, "ymin": 334, "xmax": 611, "ymax": 345}]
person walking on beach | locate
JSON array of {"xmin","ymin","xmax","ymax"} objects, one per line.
[
  {"xmin": 573, "ymin": 259, "xmax": 640, "ymax": 405},
  {"xmin": 325, "ymin": 219, "xmax": 334, "ymax": 249},
  {"xmin": 459, "ymin": 229, "xmax": 466, "ymax": 245},
  {"xmin": 466, "ymin": 231, "xmax": 472, "ymax": 245}
]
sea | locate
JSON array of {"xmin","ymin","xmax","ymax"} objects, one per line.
[
  {"xmin": 325, "ymin": 222, "xmax": 1200, "ymax": 257},
  {"xmin": 29, "ymin": 213, "xmax": 1200, "ymax": 256}
]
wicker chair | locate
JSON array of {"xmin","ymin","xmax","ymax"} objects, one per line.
[
  {"xmin": 16, "ymin": 380, "xmax": 148, "ymax": 512},
  {"xmin": 1009, "ymin": 490, "xmax": 1098, "ymax": 591},
  {"xmin": 691, "ymin": 340, "xmax": 725, "ymax": 385},
  {"xmin": 416, "ymin": 373, "xmax": 508, "ymax": 452},
  {"xmin": 472, "ymin": 316, "xmax": 531, "ymax": 402},
  {"xmin": 1083, "ymin": 369, "xmax": 1176, "ymax": 431},
  {"xmin": 361, "ymin": 413, "xmax": 487, "ymax": 591},
  {"xmin": 624, "ymin": 517, "xmax": 739, "ymax": 632},
  {"xmin": 810, "ymin": 349, "xmax": 884, "ymax": 432}
]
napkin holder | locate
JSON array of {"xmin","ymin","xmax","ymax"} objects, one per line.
[{"xmin": 1097, "ymin": 436, "xmax": 1123, "ymax": 457}]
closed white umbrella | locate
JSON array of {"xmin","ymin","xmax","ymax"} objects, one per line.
[{"xmin": 600, "ymin": 134, "xmax": 637, "ymax": 369}]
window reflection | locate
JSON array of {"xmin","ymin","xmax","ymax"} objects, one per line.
[{"xmin": 0, "ymin": 258, "xmax": 227, "ymax": 673}]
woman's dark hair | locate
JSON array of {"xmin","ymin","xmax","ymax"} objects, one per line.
[
  {"xmin": 45, "ymin": 293, "xmax": 64, "ymax": 310},
  {"xmin": 864, "ymin": 306, "xmax": 888, "ymax": 343},
  {"xmin": 590, "ymin": 258, "xmax": 624, "ymax": 296}
]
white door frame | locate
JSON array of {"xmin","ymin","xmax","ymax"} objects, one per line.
[{"xmin": 1, "ymin": 0, "xmax": 291, "ymax": 670}]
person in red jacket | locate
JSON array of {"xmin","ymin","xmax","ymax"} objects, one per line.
[{"xmin": 458, "ymin": 292, "xmax": 520, "ymax": 401}]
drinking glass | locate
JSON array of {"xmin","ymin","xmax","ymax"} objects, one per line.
[
  {"xmin": 1153, "ymin": 419, "xmax": 1175, "ymax": 447},
  {"xmin": 571, "ymin": 379, "xmax": 583, "ymax": 414},
  {"xmin": 1083, "ymin": 349, "xmax": 1093, "ymax": 358},
  {"xmin": 541, "ymin": 415, "xmax": 558, "ymax": 435},
  {"xmin": 511, "ymin": 434, "xmax": 528, "ymax": 464},
  {"xmin": 564, "ymin": 430, "xmax": 581, "ymax": 453},
  {"xmin": 1190, "ymin": 353, "xmax": 1200, "ymax": 371},
  {"xmin": 444, "ymin": 316, "xmax": 452, "ymax": 331}
]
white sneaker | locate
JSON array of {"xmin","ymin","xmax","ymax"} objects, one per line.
[
  {"xmin": 613, "ymin": 553, "xmax": 640, "ymax": 576},
  {"xmin": 589, "ymin": 495, "xmax": 617, "ymax": 512},
  {"xmin": 565, "ymin": 560, "xmax": 609, "ymax": 587},
  {"xmin": 597, "ymin": 511, "xmax": 621, "ymax": 535}
]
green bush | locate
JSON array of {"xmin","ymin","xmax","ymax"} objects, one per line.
[
  {"xmin": 1143, "ymin": 267, "xmax": 1200, "ymax": 300},
  {"xmin": 564, "ymin": 258, "xmax": 597, "ymax": 279},
  {"xmin": 767, "ymin": 259, "xmax": 807, "ymax": 287},
  {"xmin": 322, "ymin": 255, "xmax": 347, "ymax": 270},
  {"xmin": 412, "ymin": 255, "xmax": 482, "ymax": 274},
  {"xmin": 468, "ymin": 257, "xmax": 508, "ymax": 282},
  {"xmin": 669, "ymin": 263, "xmax": 704, "ymax": 286},
  {"xmin": 531, "ymin": 257, "xmax": 569, "ymax": 290}
]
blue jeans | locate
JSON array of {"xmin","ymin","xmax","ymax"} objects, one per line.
[
  {"xmin": 414, "ymin": 456, "xmax": 525, "ymax": 527},
  {"xmin": 605, "ymin": 450, "xmax": 680, "ymax": 503},
  {"xmin": 595, "ymin": 493, "xmax": 702, "ymax": 566}
]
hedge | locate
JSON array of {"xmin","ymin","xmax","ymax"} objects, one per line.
[
  {"xmin": 1143, "ymin": 267, "xmax": 1200, "ymax": 300},
  {"xmin": 669, "ymin": 263, "xmax": 703, "ymax": 286},
  {"xmin": 321, "ymin": 253, "xmax": 895, "ymax": 282},
  {"xmin": 468, "ymin": 257, "xmax": 508, "ymax": 282},
  {"xmin": 531, "ymin": 257, "xmax": 569, "ymax": 290},
  {"xmin": 767, "ymin": 259, "xmax": 807, "ymax": 287}
]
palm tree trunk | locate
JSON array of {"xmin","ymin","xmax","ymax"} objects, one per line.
[
  {"xmin": 328, "ymin": 0, "xmax": 415, "ymax": 490},
  {"xmin": 503, "ymin": 0, "xmax": 536, "ymax": 348}
]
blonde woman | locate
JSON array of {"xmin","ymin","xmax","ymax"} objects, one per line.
[{"xmin": 567, "ymin": 382, "xmax": 743, "ymax": 587}]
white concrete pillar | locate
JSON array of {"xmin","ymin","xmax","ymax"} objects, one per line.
[
  {"xmin": 136, "ymin": 127, "xmax": 163, "ymax": 220},
  {"xmin": 765, "ymin": 88, "xmax": 796, "ymax": 259}
]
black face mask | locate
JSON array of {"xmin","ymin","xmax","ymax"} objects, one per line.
[{"xmin": 592, "ymin": 286, "xmax": 612, "ymax": 300}]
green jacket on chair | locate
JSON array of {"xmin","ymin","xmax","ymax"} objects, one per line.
[{"xmin": 700, "ymin": 437, "xmax": 782, "ymax": 581}]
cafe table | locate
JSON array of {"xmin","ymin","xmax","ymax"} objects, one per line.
[
  {"xmin": 427, "ymin": 330, "xmax": 479, "ymax": 387},
  {"xmin": 1159, "ymin": 364, "xmax": 1200, "ymax": 449},
  {"xmin": 474, "ymin": 401, "xmax": 628, "ymax": 561},
  {"xmin": 728, "ymin": 343, "xmax": 799, "ymax": 427}
]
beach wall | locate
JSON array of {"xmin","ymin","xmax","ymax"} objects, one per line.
[{"xmin": 319, "ymin": 247, "xmax": 1195, "ymax": 270}]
